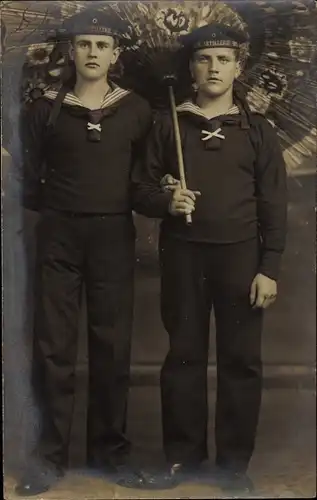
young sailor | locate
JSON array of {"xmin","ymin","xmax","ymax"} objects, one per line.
[
  {"xmin": 16, "ymin": 8, "xmax": 152, "ymax": 496},
  {"xmin": 132, "ymin": 22, "xmax": 287, "ymax": 494}
]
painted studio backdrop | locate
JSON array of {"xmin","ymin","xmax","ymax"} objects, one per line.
[{"xmin": 2, "ymin": 0, "xmax": 316, "ymax": 470}]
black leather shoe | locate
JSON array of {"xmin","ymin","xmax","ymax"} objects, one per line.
[
  {"xmin": 216, "ymin": 468, "xmax": 255, "ymax": 496},
  {"xmin": 15, "ymin": 463, "xmax": 64, "ymax": 497},
  {"xmin": 115, "ymin": 463, "xmax": 201, "ymax": 490},
  {"xmin": 98, "ymin": 463, "xmax": 168, "ymax": 490}
]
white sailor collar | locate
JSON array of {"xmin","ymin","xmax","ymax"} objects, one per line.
[
  {"xmin": 176, "ymin": 100, "xmax": 240, "ymax": 120},
  {"xmin": 44, "ymin": 83, "xmax": 131, "ymax": 110}
]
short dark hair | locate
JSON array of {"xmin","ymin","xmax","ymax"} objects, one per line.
[{"xmin": 233, "ymin": 48, "xmax": 242, "ymax": 62}]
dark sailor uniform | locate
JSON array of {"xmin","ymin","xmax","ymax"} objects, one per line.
[
  {"xmin": 20, "ymin": 43, "xmax": 152, "ymax": 472},
  {"xmin": 132, "ymin": 24, "xmax": 287, "ymax": 473}
]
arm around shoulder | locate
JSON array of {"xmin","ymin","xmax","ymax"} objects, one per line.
[{"xmin": 131, "ymin": 112, "xmax": 174, "ymax": 218}]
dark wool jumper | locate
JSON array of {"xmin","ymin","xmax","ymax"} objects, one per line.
[
  {"xmin": 21, "ymin": 87, "xmax": 152, "ymax": 214},
  {"xmin": 132, "ymin": 103, "xmax": 287, "ymax": 280}
]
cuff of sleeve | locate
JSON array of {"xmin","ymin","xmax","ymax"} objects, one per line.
[
  {"xmin": 258, "ymin": 250, "xmax": 283, "ymax": 281},
  {"xmin": 156, "ymin": 191, "xmax": 173, "ymax": 218},
  {"xmin": 147, "ymin": 190, "xmax": 173, "ymax": 218}
]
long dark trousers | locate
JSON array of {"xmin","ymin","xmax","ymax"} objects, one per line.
[
  {"xmin": 31, "ymin": 211, "xmax": 135, "ymax": 469},
  {"xmin": 159, "ymin": 234, "xmax": 263, "ymax": 473}
]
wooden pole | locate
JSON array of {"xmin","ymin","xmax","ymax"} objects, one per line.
[{"xmin": 168, "ymin": 85, "xmax": 192, "ymax": 226}]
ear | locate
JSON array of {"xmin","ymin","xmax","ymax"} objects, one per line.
[
  {"xmin": 111, "ymin": 46, "xmax": 121, "ymax": 65},
  {"xmin": 68, "ymin": 41, "xmax": 74, "ymax": 61},
  {"xmin": 189, "ymin": 59, "xmax": 194, "ymax": 80},
  {"xmin": 235, "ymin": 60, "xmax": 242, "ymax": 79}
]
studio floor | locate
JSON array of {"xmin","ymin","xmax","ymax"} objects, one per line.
[{"xmin": 4, "ymin": 387, "xmax": 316, "ymax": 499}]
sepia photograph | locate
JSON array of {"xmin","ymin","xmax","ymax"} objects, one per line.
[{"xmin": 1, "ymin": 1, "xmax": 316, "ymax": 498}]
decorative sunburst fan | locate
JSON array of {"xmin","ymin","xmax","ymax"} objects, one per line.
[{"xmin": 1, "ymin": 0, "xmax": 316, "ymax": 175}]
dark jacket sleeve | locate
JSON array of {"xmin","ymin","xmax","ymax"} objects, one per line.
[
  {"xmin": 19, "ymin": 98, "xmax": 50, "ymax": 211},
  {"xmin": 131, "ymin": 112, "xmax": 174, "ymax": 218},
  {"xmin": 254, "ymin": 117, "xmax": 288, "ymax": 281}
]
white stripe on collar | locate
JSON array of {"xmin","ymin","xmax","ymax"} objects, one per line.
[
  {"xmin": 44, "ymin": 85, "xmax": 131, "ymax": 109},
  {"xmin": 176, "ymin": 101, "xmax": 240, "ymax": 120}
]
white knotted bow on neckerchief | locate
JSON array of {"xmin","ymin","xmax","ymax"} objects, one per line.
[
  {"xmin": 44, "ymin": 84, "xmax": 131, "ymax": 141},
  {"xmin": 201, "ymin": 128, "xmax": 225, "ymax": 141},
  {"xmin": 87, "ymin": 122, "xmax": 102, "ymax": 132},
  {"xmin": 176, "ymin": 101, "xmax": 241, "ymax": 148}
]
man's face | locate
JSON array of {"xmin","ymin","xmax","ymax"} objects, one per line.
[
  {"xmin": 70, "ymin": 34, "xmax": 120, "ymax": 81},
  {"xmin": 190, "ymin": 47, "xmax": 241, "ymax": 97}
]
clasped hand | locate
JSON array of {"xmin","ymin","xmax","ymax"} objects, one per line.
[{"xmin": 161, "ymin": 174, "xmax": 201, "ymax": 216}]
